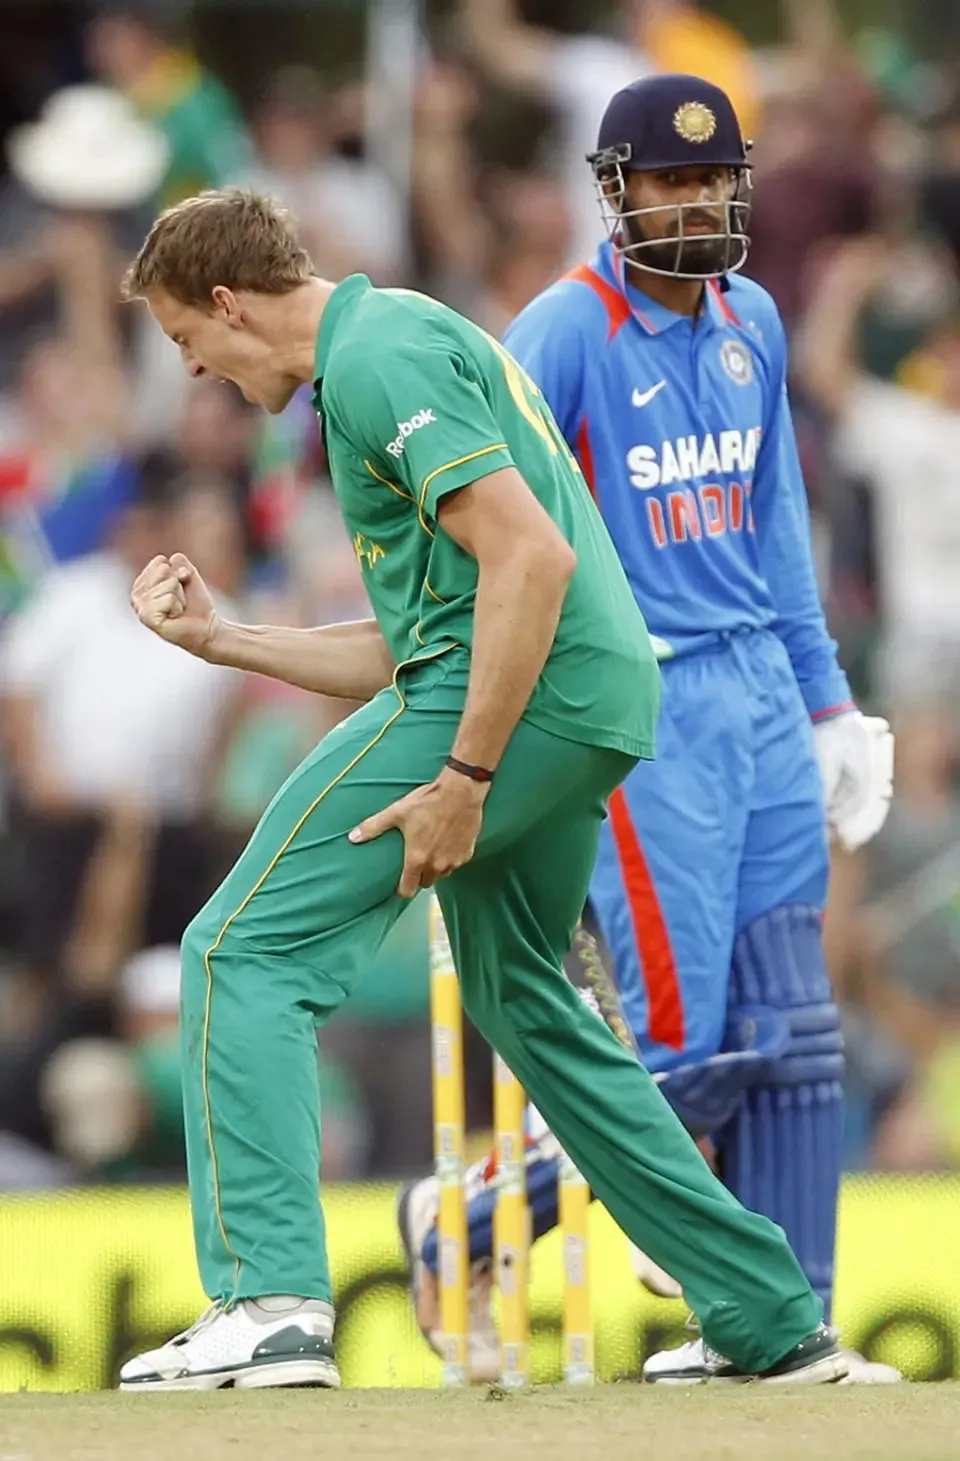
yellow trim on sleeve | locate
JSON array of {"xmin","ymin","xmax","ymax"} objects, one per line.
[
  {"xmin": 417, "ymin": 444, "xmax": 509, "ymax": 515},
  {"xmin": 362, "ymin": 458, "xmax": 414, "ymax": 502}
]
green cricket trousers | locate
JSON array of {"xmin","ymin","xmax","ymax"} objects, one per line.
[{"xmin": 180, "ymin": 650, "xmax": 822, "ymax": 1372}]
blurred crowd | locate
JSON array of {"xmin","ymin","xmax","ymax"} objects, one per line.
[{"xmin": 0, "ymin": 0, "xmax": 959, "ymax": 1189}]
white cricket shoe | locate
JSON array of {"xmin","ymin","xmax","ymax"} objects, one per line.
[
  {"xmin": 457, "ymin": 1262, "xmax": 501, "ymax": 1384},
  {"xmin": 642, "ymin": 1325, "xmax": 849, "ymax": 1386},
  {"xmin": 397, "ymin": 1176, "xmax": 501, "ymax": 1384},
  {"xmin": 643, "ymin": 1335, "xmax": 711, "ymax": 1385},
  {"xmin": 119, "ymin": 1296, "xmax": 340, "ymax": 1391},
  {"xmin": 838, "ymin": 1349, "xmax": 902, "ymax": 1384}
]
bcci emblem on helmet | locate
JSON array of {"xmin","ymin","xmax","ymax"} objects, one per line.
[
  {"xmin": 673, "ymin": 102, "xmax": 717, "ymax": 144},
  {"xmin": 720, "ymin": 338, "xmax": 753, "ymax": 386}
]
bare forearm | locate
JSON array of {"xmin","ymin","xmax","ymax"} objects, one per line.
[
  {"xmin": 462, "ymin": 0, "xmax": 551, "ymax": 94},
  {"xmin": 0, "ymin": 694, "xmax": 76, "ymax": 813},
  {"xmin": 59, "ymin": 257, "xmax": 133, "ymax": 444},
  {"xmin": 207, "ymin": 618, "xmax": 395, "ymax": 700},
  {"xmin": 66, "ymin": 805, "xmax": 153, "ymax": 993},
  {"xmin": 61, "ymin": 267, "xmax": 120, "ymax": 372},
  {"xmin": 795, "ymin": 273, "xmax": 863, "ymax": 411},
  {"xmin": 462, "ymin": 0, "xmax": 511, "ymax": 56},
  {"xmin": 780, "ymin": 0, "xmax": 843, "ymax": 57},
  {"xmin": 413, "ymin": 142, "xmax": 487, "ymax": 278},
  {"xmin": 0, "ymin": 251, "xmax": 51, "ymax": 308},
  {"xmin": 452, "ymin": 547, "xmax": 574, "ymax": 770}
]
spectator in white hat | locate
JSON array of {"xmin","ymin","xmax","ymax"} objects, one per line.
[
  {"xmin": 86, "ymin": 2, "xmax": 251, "ymax": 209},
  {"xmin": 0, "ymin": 84, "xmax": 169, "ymax": 595},
  {"xmin": 0, "ymin": 83, "xmax": 167, "ymax": 419}
]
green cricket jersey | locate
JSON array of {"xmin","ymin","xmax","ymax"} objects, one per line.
[{"xmin": 312, "ymin": 275, "xmax": 659, "ymax": 760}]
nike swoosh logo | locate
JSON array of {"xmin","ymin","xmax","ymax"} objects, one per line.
[{"xmin": 632, "ymin": 381, "xmax": 667, "ymax": 407}]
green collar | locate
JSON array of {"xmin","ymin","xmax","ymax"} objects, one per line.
[{"xmin": 312, "ymin": 274, "xmax": 371, "ymax": 403}]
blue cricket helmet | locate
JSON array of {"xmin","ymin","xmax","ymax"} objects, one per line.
[
  {"xmin": 590, "ymin": 73, "xmax": 751, "ymax": 175},
  {"xmin": 587, "ymin": 74, "xmax": 752, "ymax": 281}
]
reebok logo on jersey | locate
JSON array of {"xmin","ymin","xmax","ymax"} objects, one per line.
[
  {"xmin": 632, "ymin": 381, "xmax": 667, "ymax": 408},
  {"xmin": 385, "ymin": 409, "xmax": 437, "ymax": 458}
]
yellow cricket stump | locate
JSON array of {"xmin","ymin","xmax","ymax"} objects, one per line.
[
  {"xmin": 493, "ymin": 1051, "xmax": 529, "ymax": 1388},
  {"xmin": 428, "ymin": 895, "xmax": 469, "ymax": 1387},
  {"xmin": 428, "ymin": 893, "xmax": 595, "ymax": 1388},
  {"xmin": 559, "ymin": 1148, "xmax": 595, "ymax": 1385}
]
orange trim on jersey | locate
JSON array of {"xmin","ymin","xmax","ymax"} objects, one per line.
[
  {"xmin": 708, "ymin": 279, "xmax": 741, "ymax": 326},
  {"xmin": 575, "ymin": 417, "xmax": 597, "ymax": 500},
  {"xmin": 608, "ymin": 787, "xmax": 685, "ymax": 1052},
  {"xmin": 562, "ymin": 263, "xmax": 635, "ymax": 340}
]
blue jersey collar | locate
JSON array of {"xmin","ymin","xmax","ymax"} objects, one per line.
[{"xmin": 592, "ymin": 241, "xmax": 732, "ymax": 336}]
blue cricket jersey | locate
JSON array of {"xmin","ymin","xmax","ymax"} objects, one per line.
[{"xmin": 503, "ymin": 241, "xmax": 853, "ymax": 721}]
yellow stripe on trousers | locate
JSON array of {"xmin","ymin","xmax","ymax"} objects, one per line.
[{"xmin": 200, "ymin": 647, "xmax": 453, "ymax": 1282}]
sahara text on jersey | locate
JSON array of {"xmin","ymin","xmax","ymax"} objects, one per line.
[{"xmin": 626, "ymin": 426, "xmax": 760, "ymax": 547}]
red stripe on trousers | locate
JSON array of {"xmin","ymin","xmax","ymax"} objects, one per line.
[{"xmin": 607, "ymin": 787, "xmax": 685, "ymax": 1051}]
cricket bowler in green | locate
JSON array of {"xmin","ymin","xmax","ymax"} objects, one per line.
[{"xmin": 121, "ymin": 189, "xmax": 846, "ymax": 1390}]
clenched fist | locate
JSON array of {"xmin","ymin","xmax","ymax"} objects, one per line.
[{"xmin": 130, "ymin": 553, "xmax": 220, "ymax": 658}]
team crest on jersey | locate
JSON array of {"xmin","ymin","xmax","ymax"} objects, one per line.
[
  {"xmin": 719, "ymin": 338, "xmax": 753, "ymax": 386},
  {"xmin": 673, "ymin": 102, "xmax": 717, "ymax": 144},
  {"xmin": 353, "ymin": 532, "xmax": 386, "ymax": 570}
]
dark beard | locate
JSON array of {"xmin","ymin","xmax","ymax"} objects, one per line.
[{"xmin": 620, "ymin": 213, "xmax": 737, "ymax": 276}]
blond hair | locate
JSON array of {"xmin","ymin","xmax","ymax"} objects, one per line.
[{"xmin": 122, "ymin": 188, "xmax": 314, "ymax": 307}]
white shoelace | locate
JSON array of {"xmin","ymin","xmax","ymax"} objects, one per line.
[
  {"xmin": 168, "ymin": 1301, "xmax": 224, "ymax": 1349},
  {"xmin": 678, "ymin": 1313, "xmax": 727, "ymax": 1369}
]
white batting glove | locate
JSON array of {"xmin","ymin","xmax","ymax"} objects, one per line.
[{"xmin": 814, "ymin": 710, "xmax": 895, "ymax": 853}]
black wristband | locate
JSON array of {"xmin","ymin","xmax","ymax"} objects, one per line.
[{"xmin": 445, "ymin": 755, "xmax": 495, "ymax": 784}]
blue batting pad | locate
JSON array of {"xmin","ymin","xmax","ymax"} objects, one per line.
[
  {"xmin": 719, "ymin": 904, "xmax": 844, "ymax": 1317},
  {"xmin": 422, "ymin": 1144, "xmax": 564, "ymax": 1273},
  {"xmin": 656, "ymin": 1006, "xmax": 789, "ymax": 1136}
]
